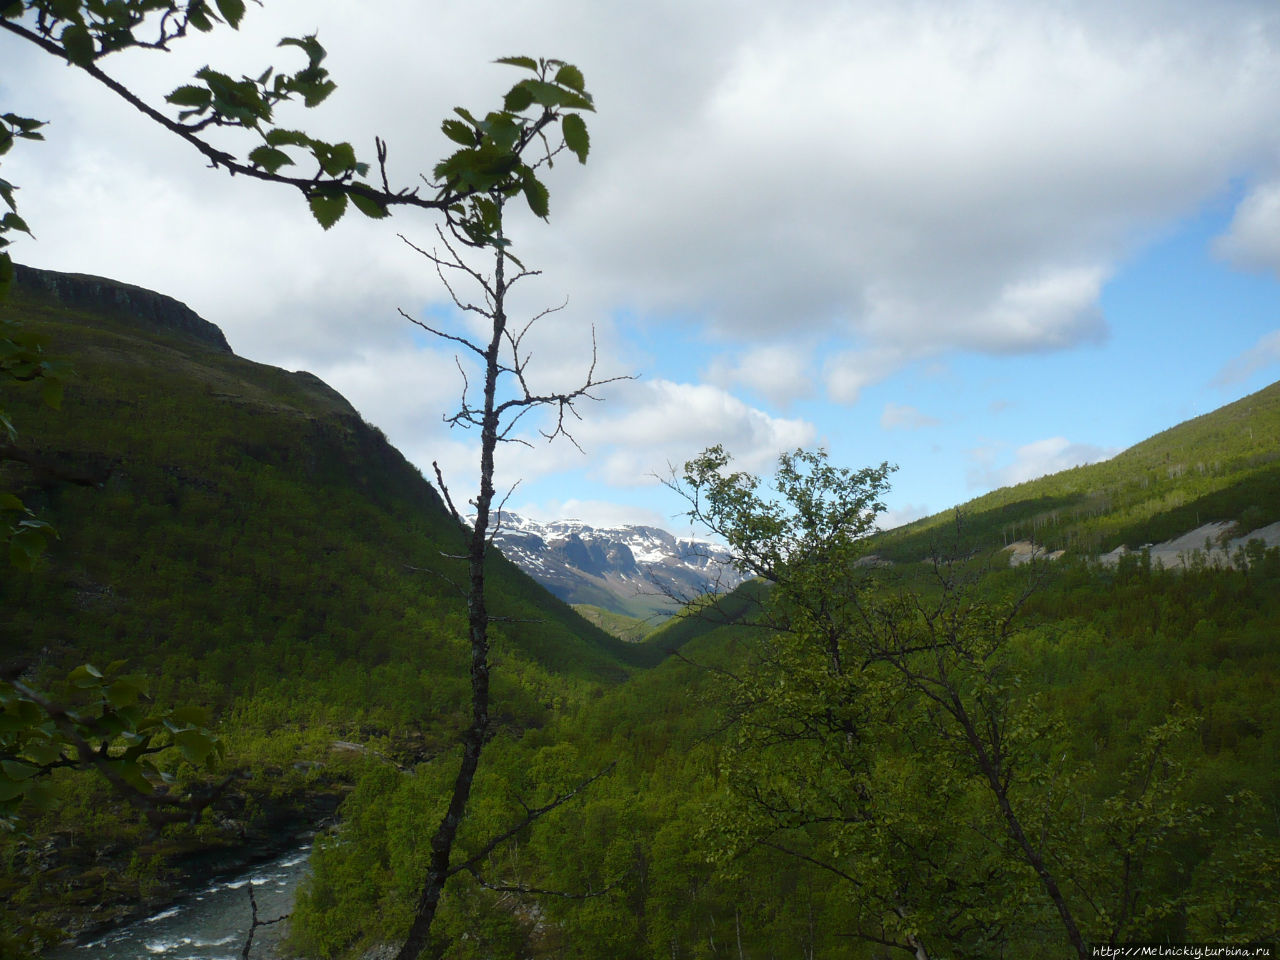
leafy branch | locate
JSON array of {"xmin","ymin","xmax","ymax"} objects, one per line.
[{"xmin": 1, "ymin": 4, "xmax": 593, "ymax": 241}]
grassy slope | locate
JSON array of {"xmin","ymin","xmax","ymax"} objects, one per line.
[{"xmin": 874, "ymin": 379, "xmax": 1280, "ymax": 561}]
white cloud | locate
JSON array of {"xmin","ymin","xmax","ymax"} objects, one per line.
[
  {"xmin": 382, "ymin": 376, "xmax": 815, "ymax": 513},
  {"xmin": 553, "ymin": 0, "xmax": 1280, "ymax": 366},
  {"xmin": 13, "ymin": 2, "xmax": 1280, "ymax": 375},
  {"xmin": 497, "ymin": 379, "xmax": 816, "ymax": 491},
  {"xmin": 968, "ymin": 436, "xmax": 1119, "ymax": 490},
  {"xmin": 705, "ymin": 344, "xmax": 817, "ymax": 406},
  {"xmin": 1212, "ymin": 329, "xmax": 1280, "ymax": 385},
  {"xmin": 881, "ymin": 402, "xmax": 941, "ymax": 431},
  {"xmin": 309, "ymin": 344, "xmax": 463, "ymax": 441},
  {"xmin": 1216, "ymin": 182, "xmax": 1280, "ymax": 274},
  {"xmin": 825, "ymin": 346, "xmax": 913, "ymax": 405}
]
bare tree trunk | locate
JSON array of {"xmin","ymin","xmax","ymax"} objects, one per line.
[{"xmin": 394, "ymin": 244, "xmax": 508, "ymax": 960}]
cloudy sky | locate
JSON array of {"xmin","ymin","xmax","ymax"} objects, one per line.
[{"xmin": 5, "ymin": 0, "xmax": 1280, "ymax": 533}]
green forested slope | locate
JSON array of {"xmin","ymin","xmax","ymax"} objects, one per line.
[
  {"xmin": 0, "ymin": 266, "xmax": 636, "ymax": 940},
  {"xmin": 2, "ymin": 266, "xmax": 634, "ymax": 685},
  {"xmin": 875, "ymin": 379, "xmax": 1280, "ymax": 560}
]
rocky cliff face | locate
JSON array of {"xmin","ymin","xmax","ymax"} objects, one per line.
[
  {"xmin": 483, "ymin": 513, "xmax": 748, "ymax": 619},
  {"xmin": 15, "ymin": 264, "xmax": 233, "ymax": 354}
]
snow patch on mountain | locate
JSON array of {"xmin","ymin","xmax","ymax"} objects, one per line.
[{"xmin": 474, "ymin": 512, "xmax": 748, "ymax": 619}]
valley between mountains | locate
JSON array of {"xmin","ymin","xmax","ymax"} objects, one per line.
[
  {"xmin": 3, "ymin": 267, "xmax": 1279, "ymax": 958},
  {"xmin": 480, "ymin": 513, "xmax": 748, "ymax": 623}
]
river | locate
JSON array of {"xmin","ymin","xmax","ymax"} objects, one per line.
[{"xmin": 46, "ymin": 843, "xmax": 312, "ymax": 960}]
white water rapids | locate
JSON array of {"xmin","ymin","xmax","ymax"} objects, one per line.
[{"xmin": 46, "ymin": 843, "xmax": 311, "ymax": 960}]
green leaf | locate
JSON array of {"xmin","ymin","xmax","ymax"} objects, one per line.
[
  {"xmin": 349, "ymin": 191, "xmax": 389, "ymax": 220},
  {"xmin": 320, "ymin": 141, "xmax": 357, "ymax": 176},
  {"xmin": 167, "ymin": 705, "xmax": 210, "ymax": 727},
  {"xmin": 433, "ymin": 149, "xmax": 478, "ymax": 187},
  {"xmin": 520, "ymin": 80, "xmax": 593, "ymax": 112},
  {"xmin": 0, "ymin": 211, "xmax": 30, "ymax": 235},
  {"xmin": 495, "ymin": 55, "xmax": 539, "ymax": 72},
  {"xmin": 562, "ymin": 113, "xmax": 589, "ymax": 164},
  {"xmin": 166, "ymin": 85, "xmax": 212, "ymax": 110},
  {"xmin": 521, "ymin": 172, "xmax": 550, "ymax": 220},
  {"xmin": 0, "ymin": 777, "xmax": 23, "ymax": 803},
  {"xmin": 265, "ymin": 128, "xmax": 312, "ymax": 148},
  {"xmin": 300, "ymin": 78, "xmax": 337, "ymax": 109},
  {"xmin": 60, "ymin": 23, "xmax": 95, "ymax": 67},
  {"xmin": 68, "ymin": 664, "xmax": 103, "ymax": 687},
  {"xmin": 215, "ymin": 0, "xmax": 246, "ymax": 28},
  {"xmin": 9, "ymin": 526, "xmax": 50, "ymax": 570},
  {"xmin": 188, "ymin": 3, "xmax": 213, "ymax": 32},
  {"xmin": 503, "ymin": 82, "xmax": 535, "ymax": 114},
  {"xmin": 441, "ymin": 119, "xmax": 475, "ymax": 147},
  {"xmin": 247, "ymin": 144, "xmax": 293, "ymax": 173},
  {"xmin": 111, "ymin": 758, "xmax": 154, "ymax": 794},
  {"xmin": 278, "ymin": 34, "xmax": 325, "ymax": 66},
  {"xmin": 23, "ymin": 734, "xmax": 63, "ymax": 766},
  {"xmin": 1, "ymin": 759, "xmax": 37, "ymax": 782},
  {"xmin": 0, "ymin": 251, "xmax": 12, "ymax": 301},
  {"xmin": 106, "ymin": 679, "xmax": 142, "ymax": 710},
  {"xmin": 308, "ymin": 191, "xmax": 347, "ymax": 230},
  {"xmin": 554, "ymin": 63, "xmax": 586, "ymax": 93},
  {"xmin": 175, "ymin": 729, "xmax": 217, "ymax": 766},
  {"xmin": 482, "ymin": 114, "xmax": 519, "ymax": 153}
]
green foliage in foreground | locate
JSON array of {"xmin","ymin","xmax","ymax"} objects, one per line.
[{"xmin": 0, "ymin": 661, "xmax": 222, "ymax": 831}]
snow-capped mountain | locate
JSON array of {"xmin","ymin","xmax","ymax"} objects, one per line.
[{"xmin": 481, "ymin": 513, "xmax": 749, "ymax": 620}]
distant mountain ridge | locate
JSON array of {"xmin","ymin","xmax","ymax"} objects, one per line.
[{"xmin": 483, "ymin": 512, "xmax": 748, "ymax": 620}]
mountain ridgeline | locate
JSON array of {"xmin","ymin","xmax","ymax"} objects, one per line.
[{"xmin": 481, "ymin": 513, "xmax": 748, "ymax": 621}]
